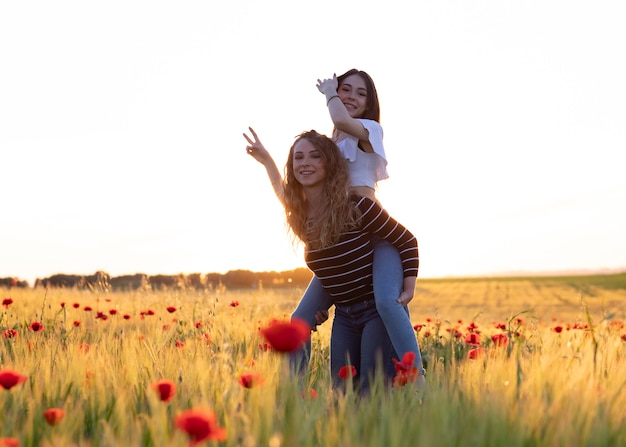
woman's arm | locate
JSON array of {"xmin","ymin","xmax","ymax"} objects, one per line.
[
  {"xmin": 243, "ymin": 127, "xmax": 284, "ymax": 203},
  {"xmin": 357, "ymin": 197, "xmax": 419, "ymax": 277},
  {"xmin": 316, "ymin": 75, "xmax": 372, "ymax": 151},
  {"xmin": 358, "ymin": 197, "xmax": 419, "ymax": 305}
]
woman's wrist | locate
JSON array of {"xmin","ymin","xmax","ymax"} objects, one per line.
[{"xmin": 326, "ymin": 94, "xmax": 340, "ymax": 106}]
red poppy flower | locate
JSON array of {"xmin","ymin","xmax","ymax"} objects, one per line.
[
  {"xmin": 393, "ymin": 375, "xmax": 409, "ymax": 387},
  {"xmin": 229, "ymin": 300, "xmax": 239, "ymax": 307},
  {"xmin": 2, "ymin": 298, "xmax": 13, "ymax": 308},
  {"xmin": 166, "ymin": 306, "xmax": 177, "ymax": 313},
  {"xmin": 28, "ymin": 321, "xmax": 43, "ymax": 332},
  {"xmin": 393, "ymin": 352, "xmax": 416, "ymax": 373},
  {"xmin": 2, "ymin": 329, "xmax": 18, "ymax": 339},
  {"xmin": 552, "ymin": 325, "xmax": 563, "ymax": 333},
  {"xmin": 109, "ymin": 309, "xmax": 118, "ymax": 316},
  {"xmin": 83, "ymin": 306, "xmax": 92, "ymax": 312},
  {"xmin": 238, "ymin": 372, "xmax": 265, "ymax": 389},
  {"xmin": 60, "ymin": 302, "xmax": 66, "ymax": 308},
  {"xmin": 466, "ymin": 321, "xmax": 479, "ymax": 332},
  {"xmin": 0, "ymin": 369, "xmax": 28, "ymax": 390},
  {"xmin": 72, "ymin": 303, "xmax": 80, "ymax": 309},
  {"xmin": 465, "ymin": 333, "xmax": 481, "ymax": 346},
  {"xmin": 259, "ymin": 318, "xmax": 310, "ymax": 353},
  {"xmin": 175, "ymin": 340, "xmax": 185, "ymax": 348},
  {"xmin": 78, "ymin": 343, "xmax": 90, "ymax": 353},
  {"xmin": 491, "ymin": 333, "xmax": 508, "ymax": 347},
  {"xmin": 301, "ymin": 388, "xmax": 318, "ymax": 399},
  {"xmin": 174, "ymin": 408, "xmax": 227, "ymax": 444},
  {"xmin": 468, "ymin": 347, "xmax": 485, "ymax": 360},
  {"xmin": 338, "ymin": 365, "xmax": 357, "ymax": 380},
  {"xmin": 95, "ymin": 312, "xmax": 108, "ymax": 321},
  {"xmin": 43, "ymin": 408, "xmax": 65, "ymax": 426},
  {"xmin": 621, "ymin": 333, "xmax": 626, "ymax": 342},
  {"xmin": 392, "ymin": 352, "xmax": 420, "ymax": 387},
  {"xmin": 123, "ymin": 314, "xmax": 131, "ymax": 320},
  {"xmin": 146, "ymin": 309, "xmax": 155, "ymax": 316},
  {"xmin": 194, "ymin": 321, "xmax": 203, "ymax": 329},
  {"xmin": 0, "ymin": 437, "xmax": 20, "ymax": 447},
  {"xmin": 151, "ymin": 379, "xmax": 176, "ymax": 403},
  {"xmin": 73, "ymin": 320, "xmax": 81, "ymax": 327}
]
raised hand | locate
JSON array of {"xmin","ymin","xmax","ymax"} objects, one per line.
[
  {"xmin": 316, "ymin": 74, "xmax": 338, "ymax": 97},
  {"xmin": 243, "ymin": 127, "xmax": 284, "ymax": 202},
  {"xmin": 243, "ymin": 127, "xmax": 271, "ymax": 164}
]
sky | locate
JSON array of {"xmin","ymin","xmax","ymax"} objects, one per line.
[{"xmin": 1, "ymin": 1, "xmax": 625, "ymax": 286}]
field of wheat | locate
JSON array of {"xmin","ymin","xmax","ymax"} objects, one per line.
[{"xmin": 1, "ymin": 274, "xmax": 625, "ymax": 446}]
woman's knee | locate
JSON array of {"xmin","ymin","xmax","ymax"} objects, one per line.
[
  {"xmin": 375, "ymin": 294, "xmax": 402, "ymax": 317},
  {"xmin": 291, "ymin": 308, "xmax": 316, "ymax": 328}
]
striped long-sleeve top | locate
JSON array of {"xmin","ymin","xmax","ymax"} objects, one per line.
[{"xmin": 304, "ymin": 196, "xmax": 418, "ymax": 307}]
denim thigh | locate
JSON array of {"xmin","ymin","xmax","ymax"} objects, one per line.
[
  {"xmin": 289, "ymin": 275, "xmax": 334, "ymax": 374},
  {"xmin": 372, "ymin": 237, "xmax": 407, "ymax": 317},
  {"xmin": 373, "ymin": 237, "xmax": 427, "ymax": 370},
  {"xmin": 291, "ymin": 275, "xmax": 333, "ymax": 329}
]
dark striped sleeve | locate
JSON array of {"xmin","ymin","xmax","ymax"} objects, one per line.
[{"xmin": 356, "ymin": 197, "xmax": 419, "ymax": 277}]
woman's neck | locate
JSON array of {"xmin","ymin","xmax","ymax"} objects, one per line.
[{"xmin": 304, "ymin": 187, "xmax": 324, "ymax": 218}]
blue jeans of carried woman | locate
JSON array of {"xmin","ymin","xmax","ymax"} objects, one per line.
[{"xmin": 290, "ymin": 238, "xmax": 425, "ymax": 376}]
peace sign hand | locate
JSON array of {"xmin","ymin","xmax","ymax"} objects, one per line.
[{"xmin": 243, "ymin": 127, "xmax": 271, "ymax": 164}]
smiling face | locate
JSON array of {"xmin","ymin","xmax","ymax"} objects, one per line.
[
  {"xmin": 292, "ymin": 138, "xmax": 327, "ymax": 188},
  {"xmin": 337, "ymin": 74, "xmax": 368, "ymax": 118}
]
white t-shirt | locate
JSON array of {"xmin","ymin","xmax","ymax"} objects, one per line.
[{"xmin": 335, "ymin": 119, "xmax": 388, "ymax": 188}]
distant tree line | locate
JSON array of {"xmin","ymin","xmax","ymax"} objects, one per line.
[{"xmin": 0, "ymin": 268, "xmax": 314, "ymax": 291}]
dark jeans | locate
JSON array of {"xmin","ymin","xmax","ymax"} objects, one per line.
[
  {"xmin": 289, "ymin": 239, "xmax": 425, "ymax": 376},
  {"xmin": 331, "ymin": 299, "xmax": 396, "ymax": 393}
]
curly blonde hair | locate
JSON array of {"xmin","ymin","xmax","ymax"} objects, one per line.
[{"xmin": 282, "ymin": 130, "xmax": 359, "ymax": 249}]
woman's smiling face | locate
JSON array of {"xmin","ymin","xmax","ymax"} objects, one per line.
[
  {"xmin": 337, "ymin": 74, "xmax": 368, "ymax": 118},
  {"xmin": 292, "ymin": 138, "xmax": 326, "ymax": 188}
]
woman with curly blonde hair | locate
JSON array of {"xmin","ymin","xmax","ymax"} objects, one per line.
[
  {"xmin": 282, "ymin": 130, "xmax": 358, "ymax": 249},
  {"xmin": 245, "ymin": 129, "xmax": 420, "ymax": 392}
]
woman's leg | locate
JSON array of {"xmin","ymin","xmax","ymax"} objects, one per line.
[
  {"xmin": 332, "ymin": 300, "xmax": 394, "ymax": 394},
  {"xmin": 359, "ymin": 304, "xmax": 395, "ymax": 394},
  {"xmin": 372, "ymin": 238, "xmax": 426, "ymax": 376},
  {"xmin": 289, "ymin": 275, "xmax": 333, "ymax": 374},
  {"xmin": 330, "ymin": 307, "xmax": 361, "ymax": 391}
]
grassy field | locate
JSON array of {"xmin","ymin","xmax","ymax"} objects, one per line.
[{"xmin": 1, "ymin": 273, "xmax": 625, "ymax": 446}]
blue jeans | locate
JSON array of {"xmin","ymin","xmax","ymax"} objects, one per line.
[
  {"xmin": 331, "ymin": 299, "xmax": 395, "ymax": 393},
  {"xmin": 372, "ymin": 239, "xmax": 425, "ymax": 375},
  {"xmin": 289, "ymin": 275, "xmax": 334, "ymax": 373},
  {"xmin": 290, "ymin": 238, "xmax": 425, "ymax": 375}
]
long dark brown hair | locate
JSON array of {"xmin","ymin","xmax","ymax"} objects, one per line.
[{"xmin": 283, "ymin": 130, "xmax": 359, "ymax": 249}]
